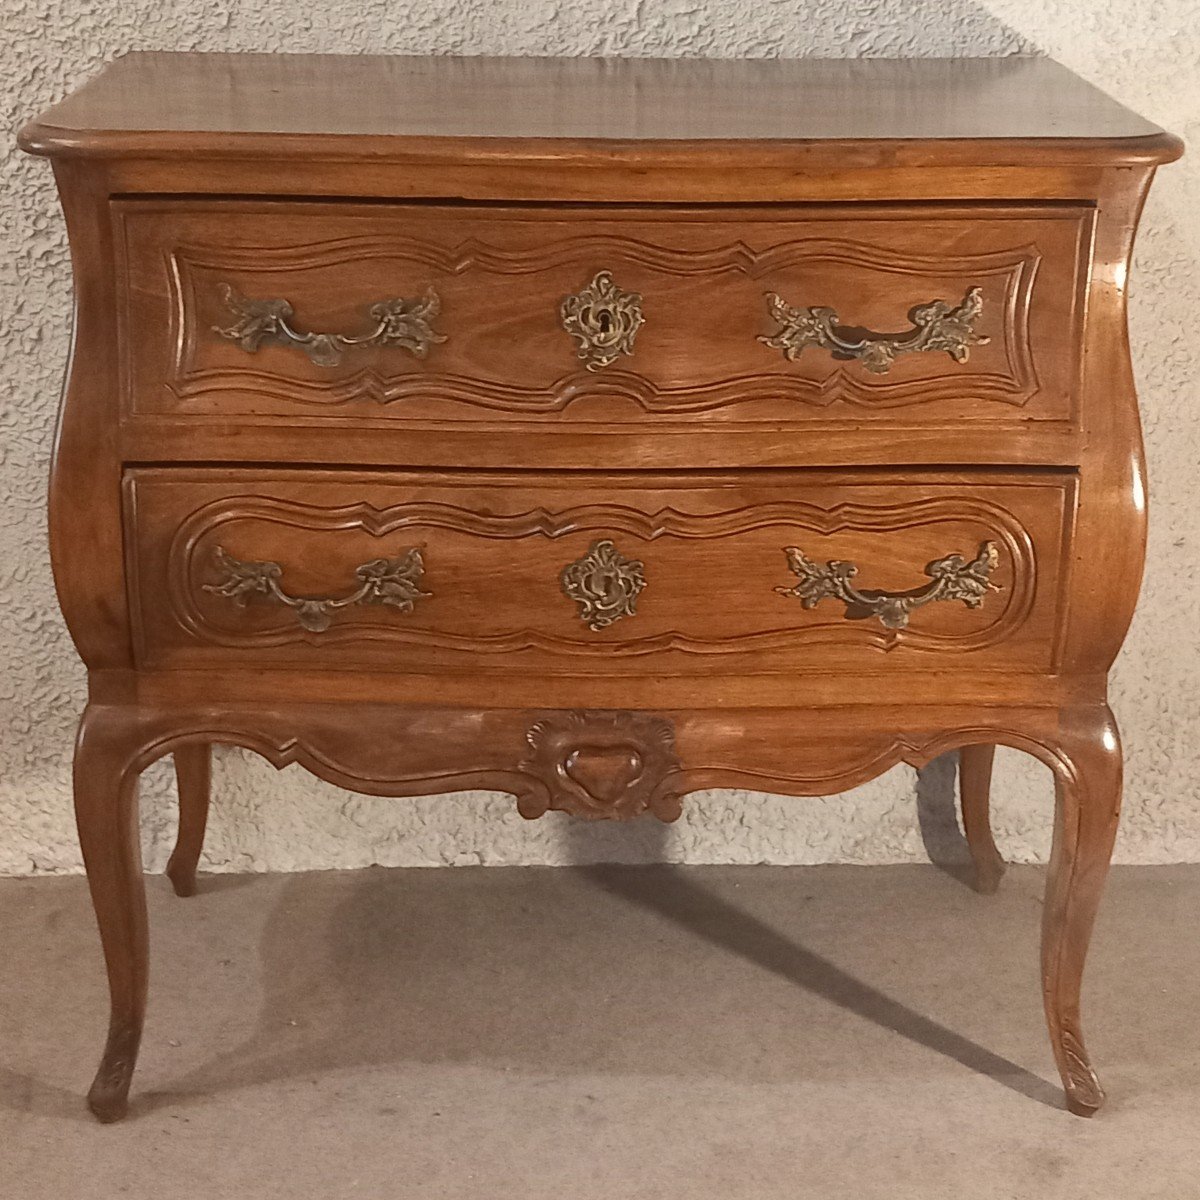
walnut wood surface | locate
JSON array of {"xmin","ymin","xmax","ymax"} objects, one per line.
[
  {"xmin": 123, "ymin": 467, "xmax": 1072, "ymax": 676},
  {"xmin": 19, "ymin": 53, "xmax": 1178, "ymax": 160},
  {"xmin": 20, "ymin": 52, "xmax": 1179, "ymax": 1123},
  {"xmin": 166, "ymin": 746, "xmax": 210, "ymax": 898},
  {"xmin": 117, "ymin": 200, "xmax": 1088, "ymax": 459},
  {"xmin": 960, "ymin": 744, "xmax": 1004, "ymax": 894},
  {"xmin": 163, "ymin": 742, "xmax": 1013, "ymax": 906}
]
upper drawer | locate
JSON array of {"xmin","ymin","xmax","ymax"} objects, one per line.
[{"xmin": 114, "ymin": 201, "xmax": 1092, "ymax": 437}]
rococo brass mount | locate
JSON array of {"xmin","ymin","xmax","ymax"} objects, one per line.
[
  {"xmin": 759, "ymin": 285, "xmax": 989, "ymax": 374},
  {"xmin": 213, "ymin": 282, "xmax": 446, "ymax": 368},
  {"xmin": 205, "ymin": 545, "xmax": 430, "ymax": 632},
  {"xmin": 776, "ymin": 540, "xmax": 1001, "ymax": 629},
  {"xmin": 560, "ymin": 271, "xmax": 645, "ymax": 371},
  {"xmin": 560, "ymin": 539, "xmax": 647, "ymax": 629}
]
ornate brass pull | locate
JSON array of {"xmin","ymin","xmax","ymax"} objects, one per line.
[
  {"xmin": 560, "ymin": 271, "xmax": 644, "ymax": 371},
  {"xmin": 759, "ymin": 286, "xmax": 989, "ymax": 374},
  {"xmin": 775, "ymin": 541, "xmax": 1000, "ymax": 629},
  {"xmin": 213, "ymin": 282, "xmax": 446, "ymax": 368},
  {"xmin": 204, "ymin": 546, "xmax": 430, "ymax": 633},
  {"xmin": 561, "ymin": 540, "xmax": 646, "ymax": 630}
]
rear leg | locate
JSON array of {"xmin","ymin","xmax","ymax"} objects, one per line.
[
  {"xmin": 959, "ymin": 744, "xmax": 1004, "ymax": 894},
  {"xmin": 166, "ymin": 745, "xmax": 211, "ymax": 898}
]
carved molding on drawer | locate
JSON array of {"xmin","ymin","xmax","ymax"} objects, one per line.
[
  {"xmin": 157, "ymin": 233, "xmax": 1044, "ymax": 413},
  {"xmin": 168, "ymin": 230, "xmax": 1041, "ymax": 280},
  {"xmin": 163, "ymin": 493, "xmax": 1036, "ymax": 655}
]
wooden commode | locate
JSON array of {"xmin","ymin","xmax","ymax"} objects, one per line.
[{"xmin": 19, "ymin": 52, "xmax": 1181, "ymax": 1121}]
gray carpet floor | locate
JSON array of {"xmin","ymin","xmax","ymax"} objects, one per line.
[{"xmin": 3, "ymin": 863, "xmax": 1198, "ymax": 1198}]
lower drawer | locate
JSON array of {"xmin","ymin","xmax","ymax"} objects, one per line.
[{"xmin": 123, "ymin": 468, "xmax": 1075, "ymax": 675}]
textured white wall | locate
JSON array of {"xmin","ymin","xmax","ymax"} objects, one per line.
[{"xmin": 2, "ymin": 1, "xmax": 1197, "ymax": 876}]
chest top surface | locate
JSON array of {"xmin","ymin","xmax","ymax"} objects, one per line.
[{"xmin": 19, "ymin": 52, "xmax": 1179, "ymax": 165}]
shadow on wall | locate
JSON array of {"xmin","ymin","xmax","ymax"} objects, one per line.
[
  {"xmin": 557, "ymin": 752, "xmax": 977, "ymax": 877},
  {"xmin": 560, "ymin": 793, "xmax": 674, "ymax": 866},
  {"xmin": 915, "ymin": 752, "xmax": 975, "ymax": 882}
]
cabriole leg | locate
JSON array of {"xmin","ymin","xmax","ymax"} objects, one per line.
[
  {"xmin": 73, "ymin": 705, "xmax": 150, "ymax": 1123},
  {"xmin": 166, "ymin": 744, "xmax": 211, "ymax": 898},
  {"xmin": 959, "ymin": 744, "xmax": 1004, "ymax": 894},
  {"xmin": 1041, "ymin": 706, "xmax": 1122, "ymax": 1117}
]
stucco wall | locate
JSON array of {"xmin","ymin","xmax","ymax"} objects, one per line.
[{"xmin": 2, "ymin": 1, "xmax": 1197, "ymax": 876}]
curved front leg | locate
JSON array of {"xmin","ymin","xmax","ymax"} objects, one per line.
[
  {"xmin": 74, "ymin": 704, "xmax": 151, "ymax": 1123},
  {"xmin": 1042, "ymin": 705, "xmax": 1122, "ymax": 1117},
  {"xmin": 166, "ymin": 745, "xmax": 211, "ymax": 898},
  {"xmin": 959, "ymin": 744, "xmax": 1004, "ymax": 894}
]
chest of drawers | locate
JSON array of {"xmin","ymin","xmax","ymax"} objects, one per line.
[{"xmin": 20, "ymin": 52, "xmax": 1180, "ymax": 1122}]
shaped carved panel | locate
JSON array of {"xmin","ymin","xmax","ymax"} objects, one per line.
[
  {"xmin": 81, "ymin": 700, "xmax": 1085, "ymax": 833},
  {"xmin": 124, "ymin": 468, "xmax": 1075, "ymax": 677},
  {"xmin": 518, "ymin": 710, "xmax": 682, "ymax": 821},
  {"xmin": 115, "ymin": 201, "xmax": 1091, "ymax": 429}
]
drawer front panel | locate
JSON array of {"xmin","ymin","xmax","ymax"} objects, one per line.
[
  {"xmin": 125, "ymin": 469, "xmax": 1076, "ymax": 675},
  {"xmin": 116, "ymin": 202, "xmax": 1091, "ymax": 435}
]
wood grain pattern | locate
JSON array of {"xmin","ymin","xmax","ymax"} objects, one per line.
[
  {"xmin": 18, "ymin": 53, "xmax": 1177, "ymax": 157},
  {"xmin": 121, "ymin": 468, "xmax": 1072, "ymax": 673},
  {"xmin": 115, "ymin": 201, "xmax": 1088, "ymax": 442},
  {"xmin": 19, "ymin": 52, "xmax": 1178, "ymax": 1123}
]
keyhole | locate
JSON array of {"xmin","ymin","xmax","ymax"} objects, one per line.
[{"xmin": 597, "ymin": 309, "xmax": 612, "ymax": 333}]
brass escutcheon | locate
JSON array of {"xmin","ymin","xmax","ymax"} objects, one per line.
[
  {"xmin": 560, "ymin": 271, "xmax": 645, "ymax": 371},
  {"xmin": 560, "ymin": 539, "xmax": 646, "ymax": 630}
]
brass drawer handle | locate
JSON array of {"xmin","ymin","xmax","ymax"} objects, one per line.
[
  {"xmin": 213, "ymin": 283, "xmax": 446, "ymax": 368},
  {"xmin": 561, "ymin": 540, "xmax": 646, "ymax": 630},
  {"xmin": 775, "ymin": 541, "xmax": 1000, "ymax": 629},
  {"xmin": 759, "ymin": 286, "xmax": 989, "ymax": 374},
  {"xmin": 204, "ymin": 546, "xmax": 430, "ymax": 633},
  {"xmin": 560, "ymin": 271, "xmax": 645, "ymax": 371}
]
